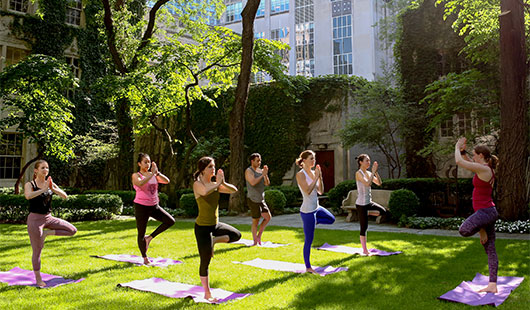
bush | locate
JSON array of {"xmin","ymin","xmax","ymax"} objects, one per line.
[
  {"xmin": 327, "ymin": 180, "xmax": 357, "ymax": 210},
  {"xmin": 398, "ymin": 216, "xmax": 530, "ymax": 234},
  {"xmin": 388, "ymin": 189, "xmax": 420, "ymax": 221},
  {"xmin": 266, "ymin": 186, "xmax": 301, "ymax": 207},
  {"xmin": 175, "ymin": 188, "xmax": 194, "ymax": 208},
  {"xmin": 264, "ymin": 190, "xmax": 286, "ymax": 215},
  {"xmin": 180, "ymin": 193, "xmax": 198, "ymax": 217},
  {"xmin": 0, "ymin": 193, "xmax": 123, "ymax": 223},
  {"xmin": 0, "ymin": 187, "xmax": 15, "ymax": 195},
  {"xmin": 84, "ymin": 190, "xmax": 168, "ymax": 208}
]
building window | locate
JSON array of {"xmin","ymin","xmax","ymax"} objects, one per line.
[
  {"xmin": 5, "ymin": 47, "xmax": 28, "ymax": 68},
  {"xmin": 9, "ymin": 0, "xmax": 28, "ymax": 13},
  {"xmin": 271, "ymin": 0, "xmax": 289, "ymax": 14},
  {"xmin": 271, "ymin": 27, "xmax": 290, "ymax": 65},
  {"xmin": 0, "ymin": 133, "xmax": 22, "ymax": 179},
  {"xmin": 252, "ymin": 71, "xmax": 268, "ymax": 83},
  {"xmin": 66, "ymin": 0, "xmax": 82, "ymax": 26},
  {"xmin": 65, "ymin": 56, "xmax": 80, "ymax": 98},
  {"xmin": 257, "ymin": 0, "xmax": 265, "ymax": 17},
  {"xmin": 332, "ymin": 14, "xmax": 353, "ymax": 75},
  {"xmin": 440, "ymin": 118, "xmax": 454, "ymax": 138},
  {"xmin": 457, "ymin": 112, "xmax": 472, "ymax": 136},
  {"xmin": 255, "ymin": 32, "xmax": 265, "ymax": 39},
  {"xmin": 295, "ymin": 22, "xmax": 314, "ymax": 77},
  {"xmin": 225, "ymin": 1, "xmax": 243, "ymax": 23}
]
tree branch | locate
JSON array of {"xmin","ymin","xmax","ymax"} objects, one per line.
[{"xmin": 102, "ymin": 0, "xmax": 128, "ymax": 74}]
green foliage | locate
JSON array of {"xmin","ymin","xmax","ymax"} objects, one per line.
[
  {"xmin": 388, "ymin": 189, "xmax": 420, "ymax": 220},
  {"xmin": 179, "ymin": 193, "xmax": 198, "ymax": 217},
  {"xmin": 264, "ymin": 190, "xmax": 287, "ymax": 215},
  {"xmin": 84, "ymin": 190, "xmax": 168, "ymax": 208},
  {"xmin": 0, "ymin": 193, "xmax": 122, "ymax": 223},
  {"xmin": 266, "ymin": 186, "xmax": 301, "ymax": 207},
  {"xmin": 327, "ymin": 180, "xmax": 357, "ymax": 210},
  {"xmin": 0, "ymin": 54, "xmax": 77, "ymax": 161},
  {"xmin": 338, "ymin": 77, "xmax": 405, "ymax": 178}
]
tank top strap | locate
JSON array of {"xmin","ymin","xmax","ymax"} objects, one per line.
[{"xmin": 31, "ymin": 180, "xmax": 38, "ymax": 191}]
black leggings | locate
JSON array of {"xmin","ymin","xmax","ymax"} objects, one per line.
[
  {"xmin": 134, "ymin": 203, "xmax": 175, "ymax": 257},
  {"xmin": 194, "ymin": 222, "xmax": 241, "ymax": 276},
  {"xmin": 356, "ymin": 202, "xmax": 387, "ymax": 236}
]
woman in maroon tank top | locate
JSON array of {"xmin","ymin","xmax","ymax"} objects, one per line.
[{"xmin": 455, "ymin": 137, "xmax": 499, "ymax": 293}]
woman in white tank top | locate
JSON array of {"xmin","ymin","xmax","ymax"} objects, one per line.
[
  {"xmin": 296, "ymin": 150, "xmax": 335, "ymax": 274},
  {"xmin": 355, "ymin": 154, "xmax": 386, "ymax": 256}
]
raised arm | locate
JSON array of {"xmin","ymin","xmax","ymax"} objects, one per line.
[
  {"xmin": 24, "ymin": 181, "xmax": 47, "ymax": 200},
  {"xmin": 152, "ymin": 163, "xmax": 170, "ymax": 184},
  {"xmin": 296, "ymin": 169, "xmax": 319, "ymax": 196},
  {"xmin": 263, "ymin": 165, "xmax": 270, "ymax": 186},
  {"xmin": 50, "ymin": 178, "xmax": 68, "ymax": 199},
  {"xmin": 356, "ymin": 170, "xmax": 374, "ymax": 187},
  {"xmin": 245, "ymin": 168, "xmax": 265, "ymax": 186},
  {"xmin": 455, "ymin": 138, "xmax": 490, "ymax": 177}
]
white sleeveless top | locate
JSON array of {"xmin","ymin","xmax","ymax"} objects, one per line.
[
  {"xmin": 298, "ymin": 169, "xmax": 320, "ymax": 213},
  {"xmin": 356, "ymin": 169, "xmax": 372, "ymax": 206}
]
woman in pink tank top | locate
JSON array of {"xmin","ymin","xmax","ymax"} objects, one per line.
[
  {"xmin": 455, "ymin": 138, "xmax": 499, "ymax": 293},
  {"xmin": 132, "ymin": 153, "xmax": 175, "ymax": 265}
]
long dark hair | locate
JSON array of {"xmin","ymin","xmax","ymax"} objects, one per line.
[
  {"xmin": 356, "ymin": 154, "xmax": 369, "ymax": 169},
  {"xmin": 137, "ymin": 153, "xmax": 150, "ymax": 163},
  {"xmin": 295, "ymin": 150, "xmax": 315, "ymax": 167},
  {"xmin": 193, "ymin": 156, "xmax": 214, "ymax": 180},
  {"xmin": 33, "ymin": 159, "xmax": 48, "ymax": 180},
  {"xmin": 474, "ymin": 145, "xmax": 498, "ymax": 170}
]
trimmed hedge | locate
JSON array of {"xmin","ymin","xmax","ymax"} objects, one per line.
[
  {"xmin": 388, "ymin": 189, "xmax": 420, "ymax": 220},
  {"xmin": 264, "ymin": 190, "xmax": 287, "ymax": 215},
  {"xmin": 0, "ymin": 194, "xmax": 123, "ymax": 223},
  {"xmin": 327, "ymin": 178, "xmax": 473, "ymax": 216},
  {"xmin": 84, "ymin": 190, "xmax": 168, "ymax": 208},
  {"xmin": 180, "ymin": 193, "xmax": 198, "ymax": 217},
  {"xmin": 398, "ymin": 216, "xmax": 530, "ymax": 234},
  {"xmin": 266, "ymin": 186, "xmax": 301, "ymax": 207}
]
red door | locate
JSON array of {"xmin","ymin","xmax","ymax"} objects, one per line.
[{"xmin": 315, "ymin": 150, "xmax": 334, "ymax": 193}]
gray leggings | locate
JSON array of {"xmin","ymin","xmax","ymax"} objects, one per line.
[
  {"xmin": 459, "ymin": 207, "xmax": 498, "ymax": 282},
  {"xmin": 27, "ymin": 213, "xmax": 77, "ymax": 271}
]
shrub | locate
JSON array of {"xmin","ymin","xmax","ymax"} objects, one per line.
[
  {"xmin": 84, "ymin": 190, "xmax": 168, "ymax": 208},
  {"xmin": 0, "ymin": 193, "xmax": 123, "ymax": 223},
  {"xmin": 266, "ymin": 186, "xmax": 300, "ymax": 206},
  {"xmin": 398, "ymin": 216, "xmax": 530, "ymax": 234},
  {"xmin": 0, "ymin": 187, "xmax": 15, "ymax": 195},
  {"xmin": 180, "ymin": 193, "xmax": 198, "ymax": 217},
  {"xmin": 327, "ymin": 180, "xmax": 356, "ymax": 210},
  {"xmin": 175, "ymin": 188, "xmax": 194, "ymax": 208},
  {"xmin": 264, "ymin": 190, "xmax": 286, "ymax": 215},
  {"xmin": 388, "ymin": 189, "xmax": 420, "ymax": 221}
]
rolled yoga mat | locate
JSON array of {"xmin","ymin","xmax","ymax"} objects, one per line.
[
  {"xmin": 92, "ymin": 254, "xmax": 182, "ymax": 267},
  {"xmin": 438, "ymin": 273, "xmax": 524, "ymax": 307},
  {"xmin": 233, "ymin": 258, "xmax": 347, "ymax": 276},
  {"xmin": 118, "ymin": 278, "xmax": 251, "ymax": 304},
  {"xmin": 0, "ymin": 267, "xmax": 84, "ymax": 288}
]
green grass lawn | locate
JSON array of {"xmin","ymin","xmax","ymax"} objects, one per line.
[{"xmin": 0, "ymin": 219, "xmax": 528, "ymax": 309}]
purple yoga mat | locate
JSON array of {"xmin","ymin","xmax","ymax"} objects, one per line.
[
  {"xmin": 118, "ymin": 278, "xmax": 251, "ymax": 304},
  {"xmin": 438, "ymin": 273, "xmax": 524, "ymax": 307},
  {"xmin": 0, "ymin": 267, "xmax": 84, "ymax": 288},
  {"xmin": 233, "ymin": 258, "xmax": 348, "ymax": 276},
  {"xmin": 317, "ymin": 243, "xmax": 402, "ymax": 256},
  {"xmin": 232, "ymin": 239, "xmax": 290, "ymax": 248},
  {"xmin": 93, "ymin": 254, "xmax": 182, "ymax": 267}
]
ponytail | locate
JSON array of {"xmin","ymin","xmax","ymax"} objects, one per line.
[
  {"xmin": 295, "ymin": 150, "xmax": 315, "ymax": 167},
  {"xmin": 194, "ymin": 157, "xmax": 214, "ymax": 180},
  {"xmin": 474, "ymin": 145, "xmax": 498, "ymax": 170}
]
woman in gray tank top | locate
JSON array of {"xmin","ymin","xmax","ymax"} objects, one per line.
[
  {"xmin": 355, "ymin": 154, "xmax": 386, "ymax": 256},
  {"xmin": 245, "ymin": 153, "xmax": 271, "ymax": 245}
]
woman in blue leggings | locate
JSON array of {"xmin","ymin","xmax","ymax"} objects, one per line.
[{"xmin": 296, "ymin": 150, "xmax": 335, "ymax": 274}]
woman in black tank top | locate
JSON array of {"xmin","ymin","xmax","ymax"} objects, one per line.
[{"xmin": 24, "ymin": 160, "xmax": 77, "ymax": 287}]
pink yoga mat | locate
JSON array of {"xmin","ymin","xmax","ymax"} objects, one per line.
[
  {"xmin": 233, "ymin": 258, "xmax": 348, "ymax": 276},
  {"xmin": 0, "ymin": 267, "xmax": 84, "ymax": 288},
  {"xmin": 438, "ymin": 273, "xmax": 524, "ymax": 307},
  {"xmin": 317, "ymin": 243, "xmax": 402, "ymax": 256},
  {"xmin": 118, "ymin": 278, "xmax": 251, "ymax": 304},
  {"xmin": 93, "ymin": 254, "xmax": 182, "ymax": 267},
  {"xmin": 232, "ymin": 239, "xmax": 290, "ymax": 248}
]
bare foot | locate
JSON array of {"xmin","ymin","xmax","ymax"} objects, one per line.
[
  {"xmin": 479, "ymin": 229, "xmax": 488, "ymax": 245},
  {"xmin": 143, "ymin": 257, "xmax": 151, "ymax": 265},
  {"xmin": 144, "ymin": 235, "xmax": 153, "ymax": 252},
  {"xmin": 35, "ymin": 273, "xmax": 46, "ymax": 287},
  {"xmin": 368, "ymin": 211, "xmax": 380, "ymax": 217},
  {"xmin": 257, "ymin": 236, "xmax": 262, "ymax": 246},
  {"xmin": 478, "ymin": 283, "xmax": 497, "ymax": 294},
  {"xmin": 204, "ymin": 292, "xmax": 219, "ymax": 303},
  {"xmin": 306, "ymin": 268, "xmax": 321, "ymax": 275},
  {"xmin": 41, "ymin": 230, "xmax": 52, "ymax": 244},
  {"xmin": 361, "ymin": 251, "xmax": 373, "ymax": 256}
]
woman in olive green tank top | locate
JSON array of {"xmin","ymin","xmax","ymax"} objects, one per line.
[{"xmin": 193, "ymin": 156, "xmax": 241, "ymax": 302}]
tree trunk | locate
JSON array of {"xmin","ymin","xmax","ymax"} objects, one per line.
[
  {"xmin": 228, "ymin": 0, "xmax": 260, "ymax": 213},
  {"xmin": 115, "ymin": 97, "xmax": 135, "ymax": 190},
  {"xmin": 497, "ymin": 0, "xmax": 528, "ymax": 220},
  {"xmin": 14, "ymin": 147, "xmax": 44, "ymax": 194}
]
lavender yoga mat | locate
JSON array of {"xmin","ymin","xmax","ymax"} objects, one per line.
[
  {"xmin": 118, "ymin": 278, "xmax": 251, "ymax": 304},
  {"xmin": 93, "ymin": 254, "xmax": 182, "ymax": 267},
  {"xmin": 233, "ymin": 258, "xmax": 348, "ymax": 276},
  {"xmin": 0, "ymin": 267, "xmax": 84, "ymax": 288},
  {"xmin": 317, "ymin": 243, "xmax": 402, "ymax": 256},
  {"xmin": 232, "ymin": 239, "xmax": 290, "ymax": 248},
  {"xmin": 438, "ymin": 273, "xmax": 524, "ymax": 307}
]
